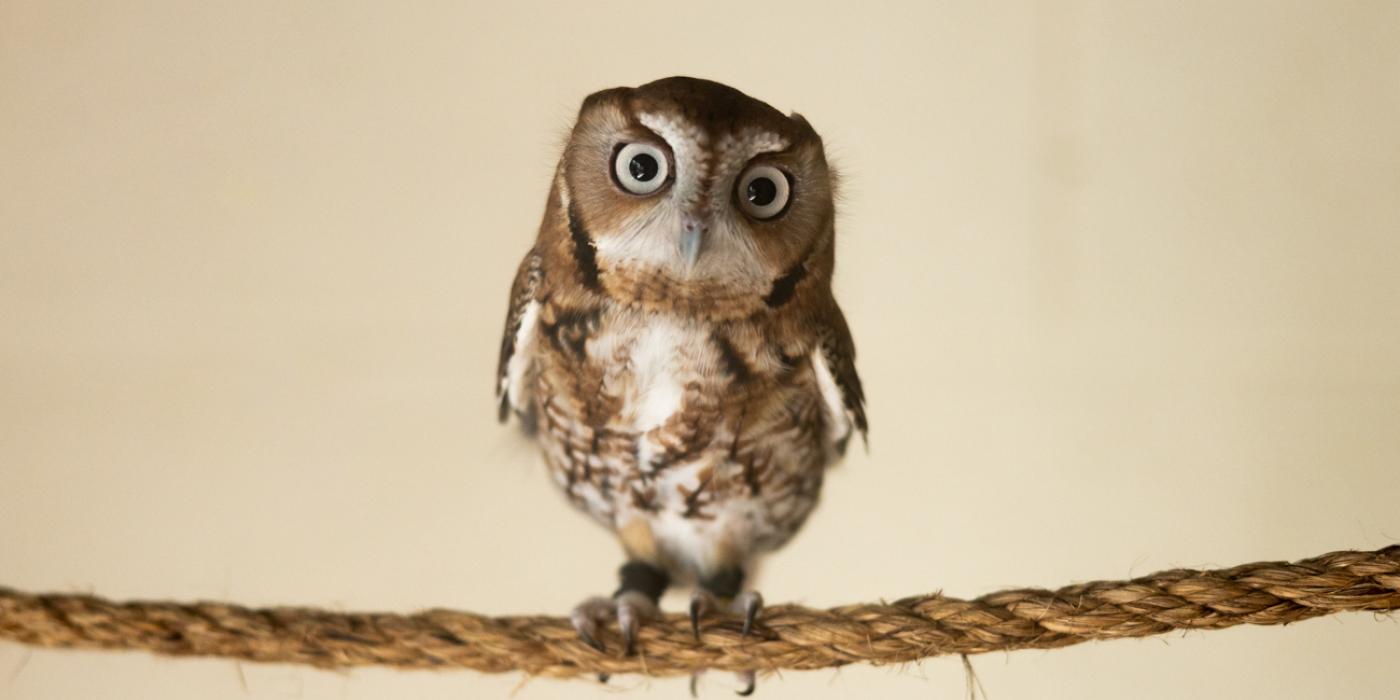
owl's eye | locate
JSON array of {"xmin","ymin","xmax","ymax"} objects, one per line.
[
  {"xmin": 612, "ymin": 143, "xmax": 670, "ymax": 195},
  {"xmin": 736, "ymin": 165, "xmax": 792, "ymax": 220}
]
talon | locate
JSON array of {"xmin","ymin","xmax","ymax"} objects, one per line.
[
  {"xmin": 690, "ymin": 672, "xmax": 701, "ymax": 698},
  {"xmin": 689, "ymin": 590, "xmax": 714, "ymax": 641},
  {"xmin": 690, "ymin": 598, "xmax": 703, "ymax": 640},
  {"xmin": 579, "ymin": 628, "xmax": 605, "ymax": 653},
  {"xmin": 597, "ymin": 673, "xmax": 610, "ymax": 684},
  {"xmin": 615, "ymin": 590, "xmax": 656, "ymax": 657},
  {"xmin": 737, "ymin": 591, "xmax": 763, "ymax": 638},
  {"xmin": 570, "ymin": 596, "xmax": 612, "ymax": 653},
  {"xmin": 735, "ymin": 670, "xmax": 756, "ymax": 696},
  {"xmin": 618, "ymin": 606, "xmax": 639, "ymax": 657}
]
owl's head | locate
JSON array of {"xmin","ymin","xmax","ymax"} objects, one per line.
[{"xmin": 552, "ymin": 77, "xmax": 837, "ymax": 317}]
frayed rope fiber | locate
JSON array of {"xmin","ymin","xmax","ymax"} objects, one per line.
[{"xmin": 2, "ymin": 546, "xmax": 1398, "ymax": 678}]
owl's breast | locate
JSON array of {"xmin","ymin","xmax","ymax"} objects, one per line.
[
  {"xmin": 528, "ymin": 302, "xmax": 832, "ymax": 569},
  {"xmin": 593, "ymin": 313, "xmax": 698, "ymax": 436},
  {"xmin": 533, "ymin": 307, "xmax": 730, "ymax": 480}
]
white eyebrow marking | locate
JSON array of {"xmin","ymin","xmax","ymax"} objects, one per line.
[
  {"xmin": 714, "ymin": 128, "xmax": 790, "ymax": 183},
  {"xmin": 719, "ymin": 129, "xmax": 788, "ymax": 164},
  {"xmin": 638, "ymin": 112, "xmax": 711, "ymax": 213}
]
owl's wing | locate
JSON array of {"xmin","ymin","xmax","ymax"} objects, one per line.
[
  {"xmin": 496, "ymin": 249, "xmax": 542, "ymax": 424},
  {"xmin": 810, "ymin": 302, "xmax": 868, "ymax": 455}
]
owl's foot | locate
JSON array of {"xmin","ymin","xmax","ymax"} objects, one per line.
[
  {"xmin": 688, "ymin": 589, "xmax": 764, "ymax": 640},
  {"xmin": 688, "ymin": 566, "xmax": 763, "ymax": 696},
  {"xmin": 687, "ymin": 591, "xmax": 762, "ymax": 695},
  {"xmin": 571, "ymin": 592, "xmax": 659, "ymax": 657},
  {"xmin": 570, "ymin": 560, "xmax": 670, "ymax": 657}
]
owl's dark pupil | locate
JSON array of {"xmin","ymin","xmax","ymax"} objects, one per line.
[
  {"xmin": 629, "ymin": 153, "xmax": 659, "ymax": 181},
  {"xmin": 747, "ymin": 177, "xmax": 778, "ymax": 206}
]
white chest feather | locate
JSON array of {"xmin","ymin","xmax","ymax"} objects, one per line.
[{"xmin": 627, "ymin": 317, "xmax": 692, "ymax": 431}]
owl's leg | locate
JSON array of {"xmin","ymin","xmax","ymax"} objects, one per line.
[
  {"xmin": 688, "ymin": 567, "xmax": 764, "ymax": 696},
  {"xmin": 570, "ymin": 560, "xmax": 670, "ymax": 657}
]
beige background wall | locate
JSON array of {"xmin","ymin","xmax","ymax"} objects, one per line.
[{"xmin": 3, "ymin": 2, "xmax": 1399, "ymax": 698}]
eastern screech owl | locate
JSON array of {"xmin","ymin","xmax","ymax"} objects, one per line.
[{"xmin": 496, "ymin": 76, "xmax": 866, "ymax": 692}]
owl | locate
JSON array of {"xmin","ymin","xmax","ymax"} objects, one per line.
[{"xmin": 496, "ymin": 77, "xmax": 866, "ymax": 693}]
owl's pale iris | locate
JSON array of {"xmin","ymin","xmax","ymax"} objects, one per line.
[
  {"xmin": 736, "ymin": 164, "xmax": 791, "ymax": 220},
  {"xmin": 613, "ymin": 143, "xmax": 669, "ymax": 195}
]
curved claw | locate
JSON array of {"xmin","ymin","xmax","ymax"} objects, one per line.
[
  {"xmin": 736, "ymin": 591, "xmax": 764, "ymax": 638},
  {"xmin": 690, "ymin": 599, "xmax": 703, "ymax": 640},
  {"xmin": 615, "ymin": 590, "xmax": 656, "ymax": 657},
  {"xmin": 735, "ymin": 670, "xmax": 756, "ymax": 696},
  {"xmin": 689, "ymin": 672, "xmax": 701, "ymax": 698},
  {"xmin": 570, "ymin": 596, "xmax": 611, "ymax": 653},
  {"xmin": 570, "ymin": 592, "xmax": 658, "ymax": 657},
  {"xmin": 689, "ymin": 590, "xmax": 714, "ymax": 641},
  {"xmin": 578, "ymin": 628, "xmax": 605, "ymax": 653}
]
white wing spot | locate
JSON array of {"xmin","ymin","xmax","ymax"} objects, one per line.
[
  {"xmin": 810, "ymin": 348, "xmax": 852, "ymax": 448},
  {"xmin": 503, "ymin": 301, "xmax": 540, "ymax": 409}
]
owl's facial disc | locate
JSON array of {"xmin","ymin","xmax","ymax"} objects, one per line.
[{"xmin": 574, "ymin": 97, "xmax": 825, "ymax": 293}]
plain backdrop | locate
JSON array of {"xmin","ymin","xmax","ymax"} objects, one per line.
[{"xmin": 3, "ymin": 1, "xmax": 1399, "ymax": 698}]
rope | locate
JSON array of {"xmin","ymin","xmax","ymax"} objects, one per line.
[{"xmin": 2, "ymin": 546, "xmax": 1397, "ymax": 678}]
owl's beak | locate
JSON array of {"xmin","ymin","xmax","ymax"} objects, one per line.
[{"xmin": 679, "ymin": 214, "xmax": 709, "ymax": 269}]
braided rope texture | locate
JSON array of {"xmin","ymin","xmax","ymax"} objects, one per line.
[{"xmin": 2, "ymin": 546, "xmax": 1397, "ymax": 678}]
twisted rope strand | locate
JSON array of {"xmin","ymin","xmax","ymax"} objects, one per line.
[{"xmin": 2, "ymin": 546, "xmax": 1397, "ymax": 678}]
